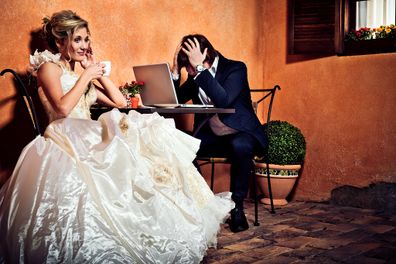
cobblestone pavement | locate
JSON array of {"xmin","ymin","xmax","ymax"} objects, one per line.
[{"xmin": 203, "ymin": 200, "xmax": 396, "ymax": 263}]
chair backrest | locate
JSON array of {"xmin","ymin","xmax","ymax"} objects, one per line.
[
  {"xmin": 250, "ymin": 85, "xmax": 281, "ymax": 125},
  {"xmin": 1, "ymin": 68, "xmax": 42, "ymax": 136}
]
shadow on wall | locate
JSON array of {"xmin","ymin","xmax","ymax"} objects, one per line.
[
  {"xmin": 0, "ymin": 72, "xmax": 47, "ymax": 187},
  {"xmin": 30, "ymin": 28, "xmax": 50, "ymax": 53},
  {"xmin": 330, "ymin": 182, "xmax": 396, "ymax": 214},
  {"xmin": 0, "ymin": 28, "xmax": 49, "ymax": 187}
]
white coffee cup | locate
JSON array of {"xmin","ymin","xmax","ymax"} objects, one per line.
[{"xmin": 101, "ymin": 61, "xmax": 111, "ymax": 76}]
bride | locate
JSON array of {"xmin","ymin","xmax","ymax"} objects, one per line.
[{"xmin": 0, "ymin": 10, "xmax": 233, "ymax": 263}]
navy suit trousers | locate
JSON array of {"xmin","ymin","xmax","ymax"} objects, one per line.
[{"xmin": 196, "ymin": 124, "xmax": 263, "ymax": 205}]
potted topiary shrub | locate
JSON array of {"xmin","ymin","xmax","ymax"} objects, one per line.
[{"xmin": 255, "ymin": 120, "xmax": 306, "ymax": 205}]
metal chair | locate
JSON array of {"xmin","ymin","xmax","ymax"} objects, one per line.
[
  {"xmin": 1, "ymin": 68, "xmax": 42, "ymax": 136},
  {"xmin": 195, "ymin": 85, "xmax": 281, "ymax": 225}
]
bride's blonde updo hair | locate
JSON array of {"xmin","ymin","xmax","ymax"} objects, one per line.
[{"xmin": 42, "ymin": 10, "xmax": 90, "ymax": 52}]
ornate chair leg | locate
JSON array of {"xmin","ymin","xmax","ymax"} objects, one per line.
[
  {"xmin": 210, "ymin": 159, "xmax": 215, "ymax": 191},
  {"xmin": 266, "ymin": 162, "xmax": 275, "ymax": 214},
  {"xmin": 253, "ymin": 166, "xmax": 260, "ymax": 226}
]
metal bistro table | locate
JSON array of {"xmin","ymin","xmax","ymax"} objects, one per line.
[{"xmin": 90, "ymin": 105, "xmax": 235, "ymax": 136}]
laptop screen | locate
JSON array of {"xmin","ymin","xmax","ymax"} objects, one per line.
[{"xmin": 132, "ymin": 63, "xmax": 179, "ymax": 106}]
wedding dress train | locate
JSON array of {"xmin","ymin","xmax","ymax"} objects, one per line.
[{"xmin": 0, "ymin": 51, "xmax": 234, "ymax": 263}]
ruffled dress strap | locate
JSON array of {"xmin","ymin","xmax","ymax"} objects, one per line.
[{"xmin": 29, "ymin": 49, "xmax": 62, "ymax": 76}]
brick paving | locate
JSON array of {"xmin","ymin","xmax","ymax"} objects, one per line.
[{"xmin": 203, "ymin": 200, "xmax": 396, "ymax": 263}]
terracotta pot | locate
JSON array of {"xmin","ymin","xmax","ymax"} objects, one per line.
[
  {"xmin": 130, "ymin": 97, "xmax": 139, "ymax": 108},
  {"xmin": 255, "ymin": 163, "xmax": 301, "ymax": 206}
]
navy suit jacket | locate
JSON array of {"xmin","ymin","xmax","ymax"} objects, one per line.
[{"xmin": 175, "ymin": 53, "xmax": 267, "ymax": 148}]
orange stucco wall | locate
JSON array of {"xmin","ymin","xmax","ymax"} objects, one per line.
[
  {"xmin": 262, "ymin": 0, "xmax": 396, "ymax": 201},
  {"xmin": 0, "ymin": 0, "xmax": 265, "ymax": 186},
  {"xmin": 0, "ymin": 0, "xmax": 395, "ymax": 201}
]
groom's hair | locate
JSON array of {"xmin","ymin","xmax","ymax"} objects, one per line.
[{"xmin": 177, "ymin": 34, "xmax": 217, "ymax": 69}]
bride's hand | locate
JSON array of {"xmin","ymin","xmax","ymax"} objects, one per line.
[
  {"xmin": 81, "ymin": 47, "xmax": 96, "ymax": 69},
  {"xmin": 83, "ymin": 62, "xmax": 105, "ymax": 80}
]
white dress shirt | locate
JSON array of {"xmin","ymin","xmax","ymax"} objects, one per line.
[{"xmin": 199, "ymin": 57, "xmax": 237, "ymax": 136}]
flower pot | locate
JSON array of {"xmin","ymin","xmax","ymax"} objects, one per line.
[
  {"xmin": 343, "ymin": 38, "xmax": 396, "ymax": 55},
  {"xmin": 130, "ymin": 97, "xmax": 139, "ymax": 109},
  {"xmin": 255, "ymin": 163, "xmax": 301, "ymax": 206}
]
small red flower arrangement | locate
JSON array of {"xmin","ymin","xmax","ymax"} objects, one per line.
[{"xmin": 120, "ymin": 81, "xmax": 144, "ymax": 97}]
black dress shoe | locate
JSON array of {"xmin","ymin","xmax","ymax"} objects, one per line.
[{"xmin": 229, "ymin": 208, "xmax": 249, "ymax": 233}]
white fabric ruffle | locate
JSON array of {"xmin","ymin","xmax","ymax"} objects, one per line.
[
  {"xmin": 0, "ymin": 109, "xmax": 234, "ymax": 263},
  {"xmin": 0, "ymin": 51, "xmax": 234, "ymax": 263},
  {"xmin": 29, "ymin": 49, "xmax": 61, "ymax": 76}
]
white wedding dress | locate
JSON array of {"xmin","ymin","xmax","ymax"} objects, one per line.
[{"xmin": 0, "ymin": 51, "xmax": 234, "ymax": 264}]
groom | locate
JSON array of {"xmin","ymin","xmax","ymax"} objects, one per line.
[{"xmin": 171, "ymin": 34, "xmax": 267, "ymax": 233}]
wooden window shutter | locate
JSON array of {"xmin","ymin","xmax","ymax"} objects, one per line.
[{"xmin": 288, "ymin": 0, "xmax": 337, "ymax": 54}]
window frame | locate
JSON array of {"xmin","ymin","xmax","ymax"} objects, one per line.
[{"xmin": 336, "ymin": 0, "xmax": 396, "ymax": 56}]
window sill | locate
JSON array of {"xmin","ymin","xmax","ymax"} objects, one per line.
[{"xmin": 339, "ymin": 38, "xmax": 396, "ymax": 56}]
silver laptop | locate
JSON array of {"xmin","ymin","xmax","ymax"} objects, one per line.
[{"xmin": 132, "ymin": 63, "xmax": 213, "ymax": 108}]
